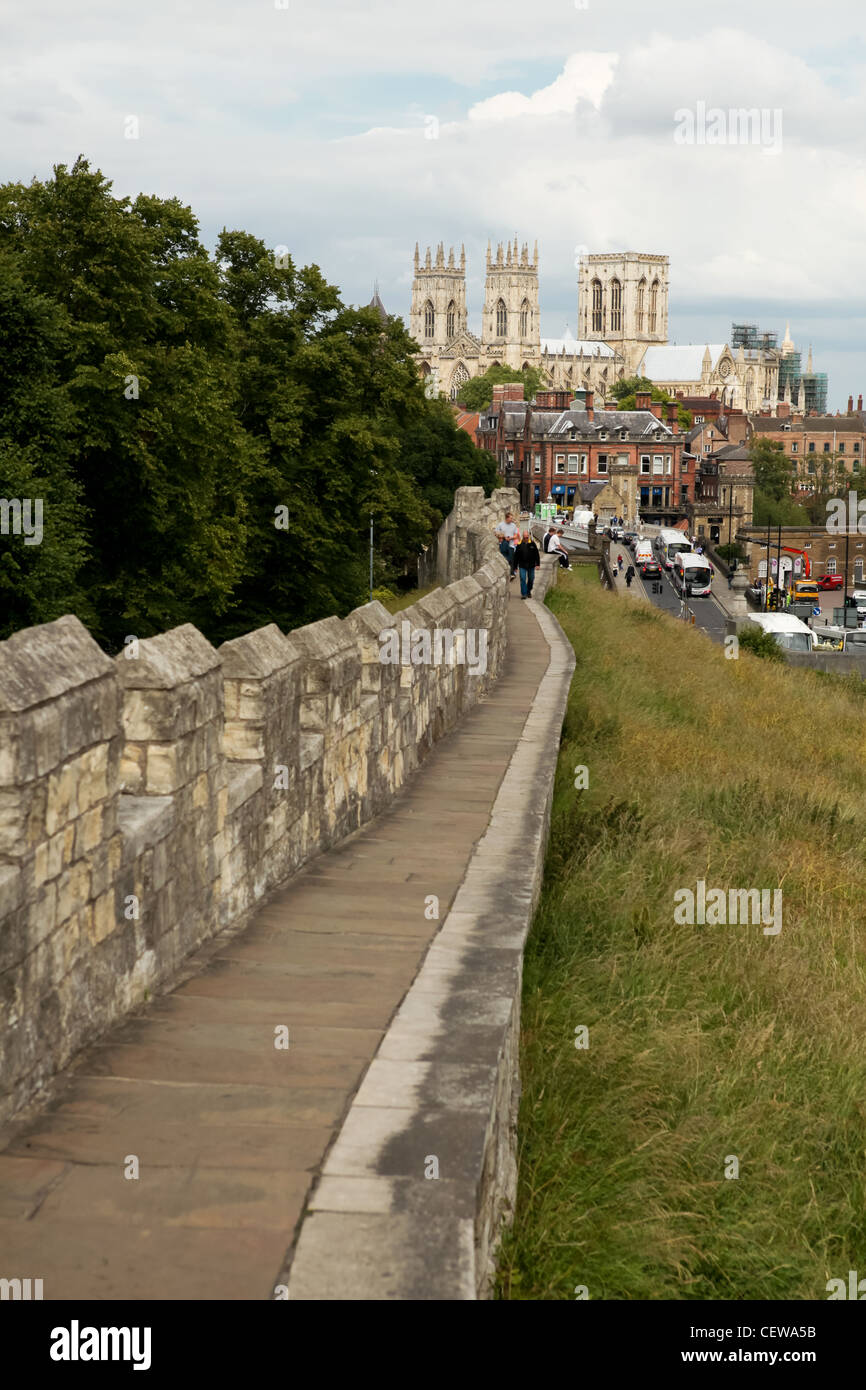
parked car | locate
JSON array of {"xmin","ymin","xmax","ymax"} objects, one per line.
[{"xmin": 817, "ymin": 573, "xmax": 844, "ymax": 590}]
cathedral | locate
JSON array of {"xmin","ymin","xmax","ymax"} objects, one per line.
[
  {"xmin": 409, "ymin": 240, "xmax": 644, "ymax": 401},
  {"xmin": 409, "ymin": 242, "xmax": 821, "ymax": 414}
]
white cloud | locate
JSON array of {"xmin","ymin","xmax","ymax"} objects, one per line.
[{"xmin": 468, "ymin": 53, "xmax": 618, "ymax": 121}]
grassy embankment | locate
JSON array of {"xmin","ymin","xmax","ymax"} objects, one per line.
[{"xmin": 497, "ymin": 567, "xmax": 866, "ymax": 1300}]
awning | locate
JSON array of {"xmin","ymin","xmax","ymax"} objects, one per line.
[{"xmin": 551, "ymin": 485, "xmax": 565, "ymax": 495}]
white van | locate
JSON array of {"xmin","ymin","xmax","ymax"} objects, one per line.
[{"xmin": 741, "ymin": 613, "xmax": 816, "ymax": 653}]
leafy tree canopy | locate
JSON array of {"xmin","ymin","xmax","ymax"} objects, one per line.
[{"xmin": 0, "ymin": 158, "xmax": 494, "ymax": 646}]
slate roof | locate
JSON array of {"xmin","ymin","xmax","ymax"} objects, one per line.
[
  {"xmin": 640, "ymin": 345, "xmax": 727, "ymax": 379},
  {"xmin": 549, "ymin": 408, "xmax": 675, "ymax": 439},
  {"xmin": 540, "ymin": 336, "xmax": 617, "ymax": 358}
]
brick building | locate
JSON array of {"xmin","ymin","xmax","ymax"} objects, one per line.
[
  {"xmin": 476, "ymin": 385, "xmax": 689, "ymax": 524},
  {"xmin": 749, "ymin": 399, "xmax": 866, "ymax": 487}
]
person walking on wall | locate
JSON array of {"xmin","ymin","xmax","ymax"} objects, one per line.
[
  {"xmin": 514, "ymin": 529, "xmax": 540, "ymax": 599},
  {"xmin": 494, "ymin": 511, "xmax": 520, "ymax": 580}
]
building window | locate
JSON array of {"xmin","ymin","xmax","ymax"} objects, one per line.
[
  {"xmin": 591, "ymin": 279, "xmax": 603, "ymax": 333},
  {"xmin": 704, "ymin": 444, "xmax": 711, "ymax": 454},
  {"xmin": 640, "ymin": 486, "xmax": 649, "ymax": 504},
  {"xmin": 856, "ymin": 559, "xmax": 865, "ymax": 582},
  {"xmin": 694, "ymin": 415, "xmax": 704, "ymax": 424},
  {"xmin": 610, "ymin": 278, "xmax": 622, "ymax": 332},
  {"xmin": 597, "ymin": 453, "xmax": 608, "ymax": 474},
  {"xmin": 854, "ymin": 459, "xmax": 861, "ymax": 473},
  {"xmin": 653, "ymin": 455, "xmax": 664, "ymax": 475},
  {"xmin": 423, "ymin": 300, "xmax": 434, "ymax": 339},
  {"xmin": 496, "ymin": 299, "xmax": 507, "ymax": 336},
  {"xmin": 824, "ymin": 442, "xmax": 831, "ymax": 452},
  {"xmin": 665, "ymin": 457, "xmax": 672, "ymax": 474},
  {"xmin": 446, "ymin": 300, "xmax": 456, "ymax": 338},
  {"xmin": 520, "ymin": 299, "xmax": 530, "ymax": 338},
  {"xmin": 567, "ymin": 454, "xmax": 579, "ymax": 474},
  {"xmin": 791, "ymin": 443, "xmax": 798, "ymax": 453},
  {"xmin": 641, "ymin": 455, "xmax": 651, "ymax": 474},
  {"xmin": 555, "ymin": 454, "xmax": 565, "ymax": 475},
  {"xmin": 534, "ymin": 454, "xmax": 541, "ymax": 473},
  {"xmin": 636, "ymin": 278, "xmax": 646, "ymax": 334},
  {"xmin": 808, "ymin": 461, "xmax": 816, "ymax": 474},
  {"xmin": 649, "ymin": 279, "xmax": 659, "ymax": 334},
  {"xmin": 839, "ymin": 442, "xmax": 846, "ymax": 453},
  {"xmin": 808, "ymin": 441, "xmax": 815, "ymax": 452},
  {"xmin": 855, "ymin": 443, "xmax": 861, "ymax": 453},
  {"xmin": 827, "ymin": 559, "xmax": 837, "ymax": 574}
]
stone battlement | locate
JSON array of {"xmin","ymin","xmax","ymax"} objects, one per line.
[{"xmin": 0, "ymin": 487, "xmax": 519, "ymax": 1123}]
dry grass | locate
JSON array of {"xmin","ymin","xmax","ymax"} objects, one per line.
[{"xmin": 497, "ymin": 570, "xmax": 866, "ymax": 1300}]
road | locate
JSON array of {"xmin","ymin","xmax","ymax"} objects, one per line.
[{"xmin": 629, "ymin": 524, "xmax": 729, "ymax": 646}]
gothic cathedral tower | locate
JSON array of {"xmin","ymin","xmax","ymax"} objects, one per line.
[
  {"xmin": 410, "ymin": 243, "xmax": 467, "ymax": 353},
  {"xmin": 482, "ymin": 238, "xmax": 540, "ymax": 370},
  {"xmin": 577, "ymin": 252, "xmax": 669, "ymax": 376}
]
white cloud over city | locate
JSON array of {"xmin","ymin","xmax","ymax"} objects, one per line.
[{"xmin": 2, "ymin": 1, "xmax": 865, "ymax": 403}]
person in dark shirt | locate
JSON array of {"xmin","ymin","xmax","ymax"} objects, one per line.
[{"xmin": 514, "ymin": 530, "xmax": 540, "ymax": 599}]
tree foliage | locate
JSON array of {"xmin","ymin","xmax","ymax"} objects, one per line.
[
  {"xmin": 612, "ymin": 375, "xmax": 692, "ymax": 429},
  {"xmin": 455, "ymin": 363, "xmax": 544, "ymax": 412},
  {"xmin": 0, "ymin": 158, "xmax": 494, "ymax": 646}
]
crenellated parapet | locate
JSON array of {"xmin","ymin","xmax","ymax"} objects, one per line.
[{"xmin": 0, "ymin": 487, "xmax": 518, "ymax": 1123}]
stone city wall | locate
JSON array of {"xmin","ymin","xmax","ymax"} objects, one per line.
[{"xmin": 0, "ymin": 486, "xmax": 520, "ymax": 1124}]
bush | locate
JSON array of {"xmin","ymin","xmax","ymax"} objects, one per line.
[{"xmin": 736, "ymin": 624, "xmax": 786, "ymax": 661}]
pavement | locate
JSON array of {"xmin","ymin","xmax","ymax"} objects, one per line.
[{"xmin": 0, "ymin": 576, "xmax": 554, "ymax": 1301}]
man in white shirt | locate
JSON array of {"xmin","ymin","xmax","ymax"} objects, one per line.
[{"xmin": 494, "ymin": 512, "xmax": 520, "ymax": 579}]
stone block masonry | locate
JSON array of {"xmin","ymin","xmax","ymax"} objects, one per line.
[{"xmin": 0, "ymin": 487, "xmax": 519, "ymax": 1125}]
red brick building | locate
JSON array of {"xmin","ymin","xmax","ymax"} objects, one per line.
[{"xmin": 476, "ymin": 385, "xmax": 690, "ymax": 523}]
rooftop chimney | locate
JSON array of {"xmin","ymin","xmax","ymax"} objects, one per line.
[
  {"xmin": 649, "ymin": 400, "xmax": 663, "ymax": 420},
  {"xmin": 666, "ymin": 401, "xmax": 679, "ymax": 434},
  {"xmin": 848, "ymin": 394, "xmax": 854, "ymax": 413},
  {"xmin": 859, "ymin": 394, "xmax": 864, "ymax": 412},
  {"xmin": 635, "ymin": 390, "xmax": 652, "ymax": 412},
  {"xmin": 585, "ymin": 389, "xmax": 594, "ymax": 422}
]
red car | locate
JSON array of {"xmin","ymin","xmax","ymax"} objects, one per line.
[{"xmin": 817, "ymin": 573, "xmax": 843, "ymax": 590}]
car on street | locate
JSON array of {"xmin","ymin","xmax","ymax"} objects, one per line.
[
  {"xmin": 638, "ymin": 558, "xmax": 661, "ymax": 578},
  {"xmin": 817, "ymin": 573, "xmax": 844, "ymax": 590},
  {"xmin": 623, "ymin": 531, "xmax": 638, "ymax": 548}
]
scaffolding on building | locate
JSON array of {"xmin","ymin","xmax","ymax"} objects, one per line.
[{"xmin": 731, "ymin": 323, "xmax": 779, "ymax": 353}]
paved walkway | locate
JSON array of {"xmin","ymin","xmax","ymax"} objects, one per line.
[{"xmin": 0, "ymin": 581, "xmax": 553, "ymax": 1300}]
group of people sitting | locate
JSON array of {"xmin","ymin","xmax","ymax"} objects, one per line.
[{"xmin": 493, "ymin": 512, "xmax": 571, "ymax": 601}]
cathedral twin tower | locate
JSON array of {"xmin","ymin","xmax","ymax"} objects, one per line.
[
  {"xmin": 410, "ymin": 239, "xmax": 541, "ymax": 387},
  {"xmin": 410, "ymin": 240, "xmax": 670, "ymax": 400}
]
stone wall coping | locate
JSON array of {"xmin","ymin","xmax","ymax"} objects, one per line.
[
  {"xmin": 0, "ymin": 615, "xmax": 114, "ymax": 714},
  {"xmin": 117, "ymin": 794, "xmax": 175, "ymax": 861},
  {"xmin": 115, "ymin": 624, "xmax": 220, "ymax": 689},
  {"xmin": 218, "ymin": 624, "xmax": 299, "ymax": 681}
]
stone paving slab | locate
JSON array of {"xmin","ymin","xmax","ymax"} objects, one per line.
[{"xmin": 0, "ymin": 580, "xmax": 552, "ymax": 1299}]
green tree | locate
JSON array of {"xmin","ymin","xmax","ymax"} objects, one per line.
[
  {"xmin": 456, "ymin": 363, "xmax": 544, "ymax": 412},
  {"xmin": 749, "ymin": 437, "xmax": 795, "ymax": 502},
  {"xmin": 612, "ymin": 375, "xmax": 692, "ymax": 429}
]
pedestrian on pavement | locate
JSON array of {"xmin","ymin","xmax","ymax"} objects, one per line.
[
  {"xmin": 514, "ymin": 529, "xmax": 540, "ymax": 599},
  {"xmin": 625, "ymin": 564, "xmax": 635, "ymax": 588},
  {"xmin": 617, "ymin": 552, "xmax": 624, "ymax": 574},
  {"xmin": 494, "ymin": 511, "xmax": 520, "ymax": 581}
]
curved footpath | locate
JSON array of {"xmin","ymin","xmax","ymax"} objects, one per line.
[{"xmin": 0, "ymin": 557, "xmax": 574, "ymax": 1300}]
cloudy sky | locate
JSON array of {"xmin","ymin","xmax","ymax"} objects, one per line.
[{"xmin": 3, "ymin": 0, "xmax": 865, "ymax": 407}]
